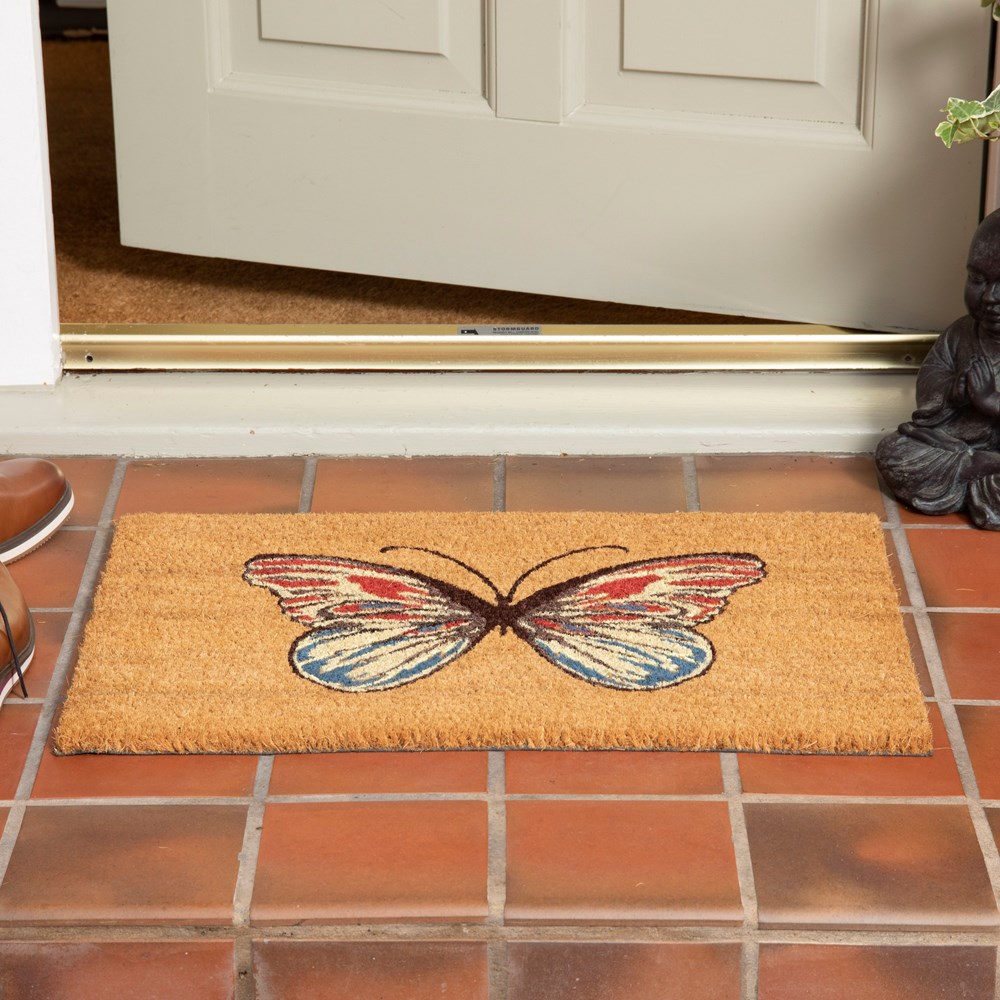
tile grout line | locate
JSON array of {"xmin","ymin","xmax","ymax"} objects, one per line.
[
  {"xmin": 681, "ymin": 455, "xmax": 701, "ymax": 512},
  {"xmin": 0, "ymin": 922, "xmax": 993, "ymax": 947},
  {"xmin": 487, "ymin": 940, "xmax": 509, "ymax": 1000},
  {"xmin": 0, "ymin": 458, "xmax": 129, "ymax": 886},
  {"xmin": 882, "ymin": 491, "xmax": 1000, "ymax": 940},
  {"xmin": 881, "ymin": 491, "xmax": 953, "ymax": 709},
  {"xmin": 234, "ymin": 933, "xmax": 254, "ymax": 1000},
  {"xmin": 492, "ymin": 455, "xmax": 506, "ymax": 513},
  {"xmin": 894, "ymin": 522, "xmax": 984, "ymax": 530},
  {"xmin": 686, "ymin": 455, "xmax": 758, "ymax": 1000},
  {"xmin": 232, "ymin": 755, "xmax": 273, "ymax": 929},
  {"xmin": 903, "ymin": 607, "xmax": 1000, "ymax": 614},
  {"xmin": 487, "ymin": 752, "xmax": 508, "ymax": 999},
  {"xmin": 298, "ymin": 457, "xmax": 317, "ymax": 513},
  {"xmin": 486, "ymin": 753, "xmax": 508, "ymax": 923},
  {"xmin": 14, "ymin": 792, "xmax": 488, "ymax": 807},
  {"xmin": 0, "ymin": 790, "xmax": 986, "ymax": 808},
  {"xmin": 722, "ymin": 754, "xmax": 760, "ymax": 1000}
]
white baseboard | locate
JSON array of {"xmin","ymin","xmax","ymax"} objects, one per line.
[{"xmin": 0, "ymin": 370, "xmax": 916, "ymax": 457}]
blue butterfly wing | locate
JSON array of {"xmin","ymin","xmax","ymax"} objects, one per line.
[
  {"xmin": 243, "ymin": 554, "xmax": 490, "ymax": 692},
  {"xmin": 513, "ymin": 553, "xmax": 764, "ymax": 690},
  {"xmin": 518, "ymin": 619, "xmax": 715, "ymax": 690},
  {"xmin": 517, "ymin": 621, "xmax": 715, "ymax": 691},
  {"xmin": 290, "ymin": 619, "xmax": 486, "ymax": 692}
]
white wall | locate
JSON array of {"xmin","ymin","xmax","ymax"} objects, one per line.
[{"xmin": 0, "ymin": 1, "xmax": 62, "ymax": 387}]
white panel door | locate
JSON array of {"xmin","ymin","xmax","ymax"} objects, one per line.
[{"xmin": 107, "ymin": 0, "xmax": 990, "ymax": 331}]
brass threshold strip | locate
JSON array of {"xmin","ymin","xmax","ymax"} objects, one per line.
[{"xmin": 60, "ymin": 323, "xmax": 936, "ymax": 372}]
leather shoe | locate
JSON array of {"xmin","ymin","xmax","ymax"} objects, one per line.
[
  {"xmin": 0, "ymin": 561, "xmax": 32, "ymax": 702},
  {"xmin": 0, "ymin": 459, "xmax": 74, "ymax": 563}
]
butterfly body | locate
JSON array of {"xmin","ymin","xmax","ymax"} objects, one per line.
[{"xmin": 243, "ymin": 547, "xmax": 765, "ymax": 693}]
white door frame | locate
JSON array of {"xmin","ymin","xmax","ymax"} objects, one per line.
[{"xmin": 0, "ymin": 1, "xmax": 61, "ymax": 387}]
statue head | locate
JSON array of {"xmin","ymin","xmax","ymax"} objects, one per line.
[{"xmin": 966, "ymin": 208, "xmax": 1000, "ymax": 336}]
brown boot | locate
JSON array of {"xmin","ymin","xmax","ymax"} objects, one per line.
[
  {"xmin": 0, "ymin": 459, "xmax": 74, "ymax": 563},
  {"xmin": 0, "ymin": 562, "xmax": 33, "ymax": 703}
]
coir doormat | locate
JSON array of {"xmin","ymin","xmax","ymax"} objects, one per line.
[{"xmin": 53, "ymin": 511, "xmax": 932, "ymax": 755}]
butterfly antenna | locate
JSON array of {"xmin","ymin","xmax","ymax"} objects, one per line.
[
  {"xmin": 506, "ymin": 545, "xmax": 628, "ymax": 601},
  {"xmin": 380, "ymin": 546, "xmax": 505, "ymax": 602}
]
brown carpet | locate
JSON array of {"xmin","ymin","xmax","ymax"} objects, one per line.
[
  {"xmin": 54, "ymin": 511, "xmax": 931, "ymax": 755},
  {"xmin": 42, "ymin": 39, "xmax": 769, "ymax": 327}
]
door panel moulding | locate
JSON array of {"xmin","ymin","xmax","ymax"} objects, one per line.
[
  {"xmin": 61, "ymin": 323, "xmax": 935, "ymax": 372},
  {"xmin": 105, "ymin": 0, "xmax": 986, "ymax": 338}
]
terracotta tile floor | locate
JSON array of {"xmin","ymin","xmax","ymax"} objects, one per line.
[{"xmin": 1, "ymin": 454, "xmax": 1000, "ymax": 998}]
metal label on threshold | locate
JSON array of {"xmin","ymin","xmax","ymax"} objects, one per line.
[{"xmin": 457, "ymin": 325, "xmax": 542, "ymax": 336}]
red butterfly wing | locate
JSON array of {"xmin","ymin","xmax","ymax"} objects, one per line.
[
  {"xmin": 243, "ymin": 554, "xmax": 493, "ymax": 691},
  {"xmin": 511, "ymin": 553, "xmax": 765, "ymax": 690}
]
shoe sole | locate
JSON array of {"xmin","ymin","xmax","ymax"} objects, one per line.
[
  {"xmin": 0, "ymin": 631, "xmax": 34, "ymax": 705},
  {"xmin": 0, "ymin": 485, "xmax": 75, "ymax": 564}
]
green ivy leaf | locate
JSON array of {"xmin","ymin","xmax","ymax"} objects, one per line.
[
  {"xmin": 981, "ymin": 85, "xmax": 1000, "ymax": 114},
  {"xmin": 946, "ymin": 97, "xmax": 987, "ymax": 118},
  {"xmin": 935, "ymin": 121, "xmax": 959, "ymax": 147},
  {"xmin": 932, "ymin": 3, "xmax": 999, "ymax": 145}
]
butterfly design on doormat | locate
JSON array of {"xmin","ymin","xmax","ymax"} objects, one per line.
[{"xmin": 242, "ymin": 545, "xmax": 765, "ymax": 693}]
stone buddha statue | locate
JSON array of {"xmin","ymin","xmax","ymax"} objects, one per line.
[{"xmin": 877, "ymin": 209, "xmax": 1000, "ymax": 528}]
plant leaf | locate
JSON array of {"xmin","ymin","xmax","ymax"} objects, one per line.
[
  {"xmin": 935, "ymin": 120, "xmax": 959, "ymax": 147},
  {"xmin": 981, "ymin": 85, "xmax": 1000, "ymax": 114},
  {"xmin": 946, "ymin": 97, "xmax": 987, "ymax": 120}
]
